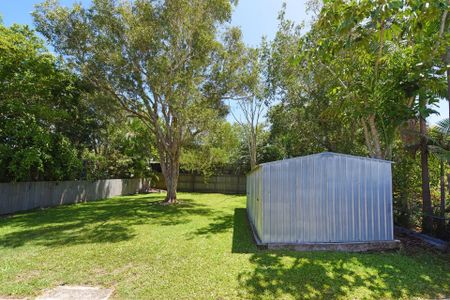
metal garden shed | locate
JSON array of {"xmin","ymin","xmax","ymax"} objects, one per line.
[{"xmin": 246, "ymin": 152, "xmax": 400, "ymax": 251}]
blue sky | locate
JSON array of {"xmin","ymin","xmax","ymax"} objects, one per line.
[
  {"xmin": 0, "ymin": 0, "xmax": 309, "ymax": 43},
  {"xmin": 1, "ymin": 0, "xmax": 447, "ymax": 123}
]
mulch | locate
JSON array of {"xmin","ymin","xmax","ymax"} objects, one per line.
[{"xmin": 395, "ymin": 228, "xmax": 449, "ymax": 260}]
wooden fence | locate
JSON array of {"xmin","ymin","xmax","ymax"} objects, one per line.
[
  {"xmin": 153, "ymin": 173, "xmax": 246, "ymax": 194},
  {"xmin": 0, "ymin": 178, "xmax": 149, "ymax": 215}
]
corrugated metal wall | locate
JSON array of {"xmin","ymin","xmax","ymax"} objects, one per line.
[
  {"xmin": 0, "ymin": 178, "xmax": 148, "ymax": 215},
  {"xmin": 247, "ymin": 152, "xmax": 394, "ymax": 244},
  {"xmin": 247, "ymin": 167, "xmax": 263, "ymax": 239},
  {"xmin": 153, "ymin": 173, "xmax": 246, "ymax": 194}
]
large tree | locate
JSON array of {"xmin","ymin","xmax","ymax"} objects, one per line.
[{"xmin": 34, "ymin": 0, "xmax": 243, "ymax": 203}]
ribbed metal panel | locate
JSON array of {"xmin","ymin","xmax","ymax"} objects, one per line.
[
  {"xmin": 246, "ymin": 166, "xmax": 263, "ymax": 239},
  {"xmin": 246, "ymin": 152, "xmax": 394, "ymax": 244}
]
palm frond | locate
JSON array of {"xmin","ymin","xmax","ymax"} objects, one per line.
[{"xmin": 435, "ymin": 118, "xmax": 450, "ymax": 136}]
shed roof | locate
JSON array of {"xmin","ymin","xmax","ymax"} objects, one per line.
[{"xmin": 256, "ymin": 152, "xmax": 392, "ymax": 169}]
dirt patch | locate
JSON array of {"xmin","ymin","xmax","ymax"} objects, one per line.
[
  {"xmin": 14, "ymin": 270, "xmax": 40, "ymax": 283},
  {"xmin": 395, "ymin": 228, "xmax": 450, "ymax": 263},
  {"xmin": 396, "ymin": 232, "xmax": 434, "ymax": 253},
  {"xmin": 35, "ymin": 286, "xmax": 113, "ymax": 300}
]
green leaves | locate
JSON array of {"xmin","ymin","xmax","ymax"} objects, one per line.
[
  {"xmin": 0, "ymin": 23, "xmax": 137, "ymax": 182},
  {"xmin": 0, "ymin": 24, "xmax": 83, "ymax": 181},
  {"xmin": 300, "ymin": 0, "xmax": 448, "ymax": 158},
  {"xmin": 181, "ymin": 121, "xmax": 239, "ymax": 177}
]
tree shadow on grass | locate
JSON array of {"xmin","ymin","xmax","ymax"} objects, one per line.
[
  {"xmin": 0, "ymin": 194, "xmax": 217, "ymax": 248},
  {"xmin": 193, "ymin": 214, "xmax": 234, "ymax": 236},
  {"xmin": 232, "ymin": 208, "xmax": 450, "ymax": 299}
]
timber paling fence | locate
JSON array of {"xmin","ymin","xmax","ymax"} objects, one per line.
[
  {"xmin": 153, "ymin": 173, "xmax": 246, "ymax": 194},
  {"xmin": 0, "ymin": 178, "xmax": 149, "ymax": 215}
]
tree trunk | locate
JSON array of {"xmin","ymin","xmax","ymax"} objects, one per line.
[
  {"xmin": 368, "ymin": 115, "xmax": 383, "ymax": 159},
  {"xmin": 162, "ymin": 164, "xmax": 179, "ymax": 203},
  {"xmin": 249, "ymin": 129, "xmax": 257, "ymax": 170},
  {"xmin": 438, "ymin": 160, "xmax": 446, "ymax": 234},
  {"xmin": 361, "ymin": 119, "xmax": 375, "ymax": 157},
  {"xmin": 440, "ymin": 161, "xmax": 446, "ymax": 217},
  {"xmin": 158, "ymin": 146, "xmax": 180, "ymax": 204},
  {"xmin": 419, "ymin": 114, "xmax": 433, "ymax": 233},
  {"xmin": 448, "ymin": 58, "xmax": 450, "ymax": 119},
  {"xmin": 444, "ymin": 14, "xmax": 450, "ymax": 235},
  {"xmin": 361, "ymin": 115, "xmax": 384, "ymax": 159}
]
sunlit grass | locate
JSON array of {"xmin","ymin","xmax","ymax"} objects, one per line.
[{"xmin": 0, "ymin": 192, "xmax": 449, "ymax": 299}]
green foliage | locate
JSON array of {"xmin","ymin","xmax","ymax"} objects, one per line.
[
  {"xmin": 392, "ymin": 142, "xmax": 446, "ymax": 229},
  {"xmin": 429, "ymin": 118, "xmax": 450, "ymax": 161},
  {"xmin": 82, "ymin": 118, "xmax": 157, "ymax": 180},
  {"xmin": 265, "ymin": 10, "xmax": 366, "ymax": 158},
  {"xmin": 181, "ymin": 121, "xmax": 239, "ymax": 177},
  {"xmin": 0, "ymin": 23, "xmax": 156, "ymax": 182},
  {"xmin": 392, "ymin": 145, "xmax": 422, "ymax": 227},
  {"xmin": 267, "ymin": 101, "xmax": 366, "ymax": 157},
  {"xmin": 225, "ymin": 124, "xmax": 284, "ymax": 174},
  {"xmin": 0, "ymin": 24, "xmax": 84, "ymax": 181},
  {"xmin": 298, "ymin": 0, "xmax": 448, "ymax": 159}
]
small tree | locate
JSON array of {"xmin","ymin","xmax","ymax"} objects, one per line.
[
  {"xmin": 34, "ymin": 0, "xmax": 243, "ymax": 203},
  {"xmin": 230, "ymin": 98, "xmax": 266, "ymax": 170},
  {"xmin": 229, "ymin": 46, "xmax": 267, "ymax": 170}
]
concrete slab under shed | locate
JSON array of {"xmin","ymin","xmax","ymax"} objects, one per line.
[{"xmin": 263, "ymin": 240, "xmax": 401, "ymax": 252}]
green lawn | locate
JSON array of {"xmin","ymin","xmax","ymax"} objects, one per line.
[{"xmin": 0, "ymin": 193, "xmax": 449, "ymax": 299}]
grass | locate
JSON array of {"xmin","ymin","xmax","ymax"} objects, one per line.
[{"xmin": 0, "ymin": 192, "xmax": 449, "ymax": 299}]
